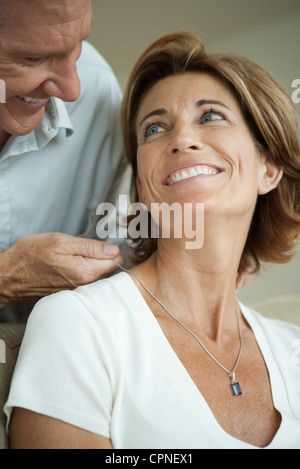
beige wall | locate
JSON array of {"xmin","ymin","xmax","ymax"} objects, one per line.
[{"xmin": 89, "ymin": 1, "xmax": 300, "ymax": 305}]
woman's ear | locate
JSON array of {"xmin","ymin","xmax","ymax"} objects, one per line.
[{"xmin": 258, "ymin": 152, "xmax": 283, "ymax": 195}]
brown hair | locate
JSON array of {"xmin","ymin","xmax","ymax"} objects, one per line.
[{"xmin": 121, "ymin": 32, "xmax": 300, "ymax": 273}]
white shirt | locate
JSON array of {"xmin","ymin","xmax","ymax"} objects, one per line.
[
  {"xmin": 0, "ymin": 41, "xmax": 129, "ymax": 251},
  {"xmin": 4, "ymin": 272, "xmax": 300, "ymax": 449}
]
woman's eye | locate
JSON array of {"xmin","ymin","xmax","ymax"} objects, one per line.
[
  {"xmin": 201, "ymin": 112, "xmax": 224, "ymax": 123},
  {"xmin": 145, "ymin": 123, "xmax": 164, "ymax": 137}
]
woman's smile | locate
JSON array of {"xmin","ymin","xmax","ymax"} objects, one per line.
[
  {"xmin": 136, "ymin": 72, "xmax": 267, "ymax": 215},
  {"xmin": 164, "ymin": 161, "xmax": 224, "ymax": 186}
]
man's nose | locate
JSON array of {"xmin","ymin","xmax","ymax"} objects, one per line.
[{"xmin": 41, "ymin": 53, "xmax": 81, "ymax": 102}]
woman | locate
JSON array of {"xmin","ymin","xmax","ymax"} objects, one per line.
[{"xmin": 5, "ymin": 33, "xmax": 300, "ymax": 449}]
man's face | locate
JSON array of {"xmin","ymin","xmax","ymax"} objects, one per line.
[{"xmin": 0, "ymin": 0, "xmax": 93, "ymax": 136}]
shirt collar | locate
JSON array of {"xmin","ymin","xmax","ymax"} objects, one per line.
[
  {"xmin": 51, "ymin": 97, "xmax": 74, "ymax": 137},
  {"xmin": 0, "ymin": 97, "xmax": 74, "ymax": 160}
]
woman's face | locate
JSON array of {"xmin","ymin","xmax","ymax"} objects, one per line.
[{"xmin": 135, "ymin": 72, "xmax": 278, "ymax": 219}]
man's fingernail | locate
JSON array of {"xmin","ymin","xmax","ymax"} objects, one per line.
[{"xmin": 104, "ymin": 244, "xmax": 119, "ymax": 256}]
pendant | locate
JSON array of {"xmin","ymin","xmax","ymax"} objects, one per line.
[{"xmin": 229, "ymin": 372, "xmax": 243, "ymax": 396}]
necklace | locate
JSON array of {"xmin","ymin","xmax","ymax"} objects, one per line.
[{"xmin": 114, "ymin": 261, "xmax": 243, "ymax": 396}]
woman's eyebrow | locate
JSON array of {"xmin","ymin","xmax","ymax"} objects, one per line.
[
  {"xmin": 196, "ymin": 99, "xmax": 231, "ymax": 110},
  {"xmin": 138, "ymin": 108, "xmax": 167, "ymax": 128},
  {"xmin": 138, "ymin": 100, "xmax": 231, "ymax": 128}
]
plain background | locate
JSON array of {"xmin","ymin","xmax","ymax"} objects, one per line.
[{"xmin": 88, "ymin": 0, "xmax": 300, "ymax": 305}]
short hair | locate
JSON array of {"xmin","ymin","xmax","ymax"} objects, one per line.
[{"xmin": 121, "ymin": 32, "xmax": 300, "ymax": 273}]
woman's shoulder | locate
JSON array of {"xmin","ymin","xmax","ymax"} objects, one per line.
[
  {"xmin": 27, "ymin": 272, "xmax": 137, "ymax": 334},
  {"xmin": 15, "ymin": 272, "xmax": 138, "ymax": 379},
  {"xmin": 240, "ymin": 302, "xmax": 300, "ymax": 368},
  {"xmin": 5, "ymin": 275, "xmax": 132, "ymax": 437},
  {"xmin": 240, "ymin": 303, "xmax": 300, "ymax": 334},
  {"xmin": 241, "ymin": 302, "xmax": 300, "ymax": 338},
  {"xmin": 241, "ymin": 303, "xmax": 300, "ymax": 419}
]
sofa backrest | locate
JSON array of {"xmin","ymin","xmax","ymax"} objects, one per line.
[{"xmin": 0, "ymin": 324, "xmax": 26, "ymax": 449}]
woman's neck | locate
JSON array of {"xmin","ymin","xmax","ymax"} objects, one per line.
[{"xmin": 131, "ymin": 217, "xmax": 250, "ymax": 340}]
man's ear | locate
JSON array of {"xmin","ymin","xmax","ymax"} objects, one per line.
[{"xmin": 258, "ymin": 152, "xmax": 283, "ymax": 195}]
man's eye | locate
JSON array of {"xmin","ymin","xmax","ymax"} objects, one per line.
[{"xmin": 25, "ymin": 57, "xmax": 44, "ymax": 63}]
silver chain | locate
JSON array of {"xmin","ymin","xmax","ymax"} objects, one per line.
[{"xmin": 115, "ymin": 261, "xmax": 243, "ymax": 378}]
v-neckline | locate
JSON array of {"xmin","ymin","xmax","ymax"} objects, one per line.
[{"xmin": 116, "ymin": 272, "xmax": 293, "ymax": 449}]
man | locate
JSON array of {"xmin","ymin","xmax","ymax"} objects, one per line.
[{"xmin": 0, "ymin": 0, "xmax": 129, "ymax": 322}]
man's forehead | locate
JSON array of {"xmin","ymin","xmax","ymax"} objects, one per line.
[
  {"xmin": 2, "ymin": 0, "xmax": 91, "ymax": 20},
  {"xmin": 0, "ymin": 0, "xmax": 93, "ymax": 54}
]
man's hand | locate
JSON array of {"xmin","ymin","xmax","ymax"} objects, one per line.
[{"xmin": 0, "ymin": 233, "xmax": 123, "ymax": 308}]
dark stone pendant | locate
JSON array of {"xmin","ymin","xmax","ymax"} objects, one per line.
[
  {"xmin": 229, "ymin": 372, "xmax": 243, "ymax": 396},
  {"xmin": 231, "ymin": 381, "xmax": 243, "ymax": 396}
]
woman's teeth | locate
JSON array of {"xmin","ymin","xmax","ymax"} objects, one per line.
[
  {"xmin": 168, "ymin": 165, "xmax": 219, "ymax": 185},
  {"xmin": 18, "ymin": 95, "xmax": 46, "ymax": 103}
]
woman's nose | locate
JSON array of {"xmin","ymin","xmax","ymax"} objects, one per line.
[
  {"xmin": 171, "ymin": 144, "xmax": 199, "ymax": 154},
  {"xmin": 168, "ymin": 124, "xmax": 203, "ymax": 155}
]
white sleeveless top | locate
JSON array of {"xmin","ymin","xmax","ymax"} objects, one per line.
[{"xmin": 4, "ymin": 272, "xmax": 300, "ymax": 449}]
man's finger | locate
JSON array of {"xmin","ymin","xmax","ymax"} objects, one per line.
[
  {"xmin": 78, "ymin": 255, "xmax": 124, "ymax": 284},
  {"xmin": 67, "ymin": 237, "xmax": 120, "ymax": 260}
]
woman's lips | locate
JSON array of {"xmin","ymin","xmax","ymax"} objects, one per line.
[{"xmin": 164, "ymin": 162, "xmax": 224, "ymax": 186}]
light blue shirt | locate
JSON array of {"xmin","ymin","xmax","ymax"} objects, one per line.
[
  {"xmin": 0, "ymin": 41, "xmax": 129, "ymax": 252},
  {"xmin": 0, "ymin": 42, "xmax": 130, "ymax": 321}
]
